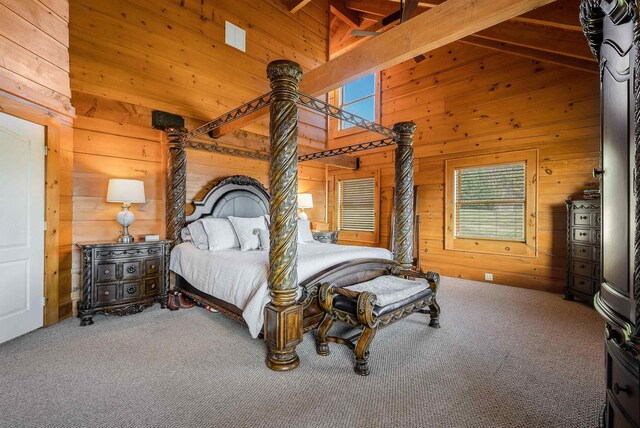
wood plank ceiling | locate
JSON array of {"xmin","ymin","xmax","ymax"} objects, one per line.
[{"xmin": 324, "ymin": 0, "xmax": 596, "ymax": 74}]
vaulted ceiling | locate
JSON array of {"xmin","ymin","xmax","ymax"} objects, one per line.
[{"xmin": 315, "ymin": 0, "xmax": 595, "ymax": 74}]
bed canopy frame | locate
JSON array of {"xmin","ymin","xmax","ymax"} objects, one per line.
[{"xmin": 165, "ymin": 60, "xmax": 417, "ymax": 371}]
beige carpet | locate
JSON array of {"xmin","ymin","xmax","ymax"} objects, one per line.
[{"xmin": 0, "ymin": 277, "xmax": 604, "ymax": 428}]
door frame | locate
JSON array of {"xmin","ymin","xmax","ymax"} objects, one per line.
[{"xmin": 0, "ymin": 89, "xmax": 73, "ymax": 326}]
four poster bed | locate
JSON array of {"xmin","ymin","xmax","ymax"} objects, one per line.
[{"xmin": 165, "ymin": 60, "xmax": 440, "ymax": 372}]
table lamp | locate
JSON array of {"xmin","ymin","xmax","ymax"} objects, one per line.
[
  {"xmin": 106, "ymin": 179, "xmax": 146, "ymax": 243},
  {"xmin": 297, "ymin": 193, "xmax": 313, "ymax": 220}
]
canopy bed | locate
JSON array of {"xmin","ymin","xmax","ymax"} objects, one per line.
[{"xmin": 164, "ymin": 60, "xmax": 440, "ymax": 371}]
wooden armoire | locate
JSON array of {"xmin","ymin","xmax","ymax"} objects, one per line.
[{"xmin": 580, "ymin": 1, "xmax": 640, "ymax": 426}]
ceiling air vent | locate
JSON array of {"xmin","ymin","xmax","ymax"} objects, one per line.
[{"xmin": 225, "ymin": 21, "xmax": 246, "ymax": 52}]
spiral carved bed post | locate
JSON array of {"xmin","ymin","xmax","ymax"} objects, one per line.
[
  {"xmin": 393, "ymin": 122, "xmax": 417, "ymax": 269},
  {"xmin": 264, "ymin": 60, "xmax": 304, "ymax": 371},
  {"xmin": 166, "ymin": 127, "xmax": 188, "ymax": 250}
]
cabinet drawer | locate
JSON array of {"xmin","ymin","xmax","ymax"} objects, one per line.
[
  {"xmin": 96, "ymin": 284, "xmax": 118, "ymax": 305},
  {"xmin": 572, "ymin": 259, "xmax": 592, "ymax": 278},
  {"xmin": 572, "ymin": 228, "xmax": 592, "ymax": 242},
  {"xmin": 573, "ymin": 211, "xmax": 592, "ymax": 226},
  {"xmin": 572, "ymin": 243, "xmax": 592, "ymax": 260},
  {"xmin": 571, "ymin": 275, "xmax": 593, "ymax": 295},
  {"xmin": 607, "ymin": 344, "xmax": 640, "ymax": 426},
  {"xmin": 145, "ymin": 276, "xmax": 161, "ymax": 296},
  {"xmin": 145, "ymin": 258, "xmax": 161, "ymax": 276},
  {"xmin": 122, "ymin": 261, "xmax": 142, "ymax": 280},
  {"xmin": 96, "ymin": 263, "xmax": 117, "ymax": 283},
  {"xmin": 122, "ymin": 281, "xmax": 142, "ymax": 301}
]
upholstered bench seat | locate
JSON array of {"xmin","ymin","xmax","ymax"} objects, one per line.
[{"xmin": 315, "ymin": 268, "xmax": 441, "ymax": 376}]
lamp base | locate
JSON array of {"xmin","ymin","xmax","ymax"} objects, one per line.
[
  {"xmin": 117, "ymin": 234, "xmax": 134, "ymax": 244},
  {"xmin": 298, "ymin": 210, "xmax": 309, "ymax": 220}
]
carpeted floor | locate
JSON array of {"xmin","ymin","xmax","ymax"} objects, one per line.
[{"xmin": 0, "ymin": 277, "xmax": 604, "ymax": 428}]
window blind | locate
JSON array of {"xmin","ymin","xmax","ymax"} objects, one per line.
[
  {"xmin": 338, "ymin": 177, "xmax": 375, "ymax": 232},
  {"xmin": 454, "ymin": 163, "xmax": 526, "ymax": 241}
]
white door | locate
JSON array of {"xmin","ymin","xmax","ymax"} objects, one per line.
[{"xmin": 0, "ymin": 112, "xmax": 45, "ymax": 344}]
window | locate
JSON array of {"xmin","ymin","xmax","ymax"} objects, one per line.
[
  {"xmin": 329, "ymin": 73, "xmax": 379, "ymax": 137},
  {"xmin": 445, "ymin": 150, "xmax": 537, "ymax": 256},
  {"xmin": 334, "ymin": 170, "xmax": 380, "ymax": 244}
]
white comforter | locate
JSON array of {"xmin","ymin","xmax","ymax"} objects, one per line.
[{"xmin": 169, "ymin": 242, "xmax": 392, "ymax": 337}]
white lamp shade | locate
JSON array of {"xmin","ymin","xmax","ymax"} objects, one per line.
[
  {"xmin": 106, "ymin": 179, "xmax": 146, "ymax": 203},
  {"xmin": 297, "ymin": 193, "xmax": 313, "ymax": 209}
]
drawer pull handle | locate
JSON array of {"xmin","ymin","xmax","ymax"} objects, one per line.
[
  {"xmin": 127, "ymin": 266, "xmax": 137, "ymax": 274},
  {"xmin": 151, "ymin": 264, "xmax": 156, "ymax": 270},
  {"xmin": 150, "ymin": 283, "xmax": 156, "ymax": 289},
  {"xmin": 104, "ymin": 290, "xmax": 110, "ymax": 296},
  {"xmin": 579, "ymin": 232, "xmax": 587, "ymax": 236},
  {"xmin": 127, "ymin": 286, "xmax": 136, "ymax": 294},
  {"xmin": 104, "ymin": 269, "xmax": 110, "ymax": 274},
  {"xmin": 580, "ymin": 216, "xmax": 587, "ymax": 220},
  {"xmin": 613, "ymin": 383, "xmax": 629, "ymax": 395}
]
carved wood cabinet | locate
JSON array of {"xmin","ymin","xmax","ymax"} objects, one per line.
[
  {"xmin": 580, "ymin": 1, "xmax": 640, "ymax": 426},
  {"xmin": 565, "ymin": 200, "xmax": 601, "ymax": 303},
  {"xmin": 77, "ymin": 241, "xmax": 170, "ymax": 326}
]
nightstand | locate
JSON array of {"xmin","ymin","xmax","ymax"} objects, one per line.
[
  {"xmin": 76, "ymin": 241, "xmax": 170, "ymax": 326},
  {"xmin": 312, "ymin": 231, "xmax": 339, "ymax": 244}
]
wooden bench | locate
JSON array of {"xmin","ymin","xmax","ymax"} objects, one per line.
[{"xmin": 314, "ymin": 267, "xmax": 440, "ymax": 375}]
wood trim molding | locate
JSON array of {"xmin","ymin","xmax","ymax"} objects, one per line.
[
  {"xmin": 444, "ymin": 149, "xmax": 538, "ymax": 257},
  {"xmin": 0, "ymin": 90, "xmax": 73, "ymax": 326}
]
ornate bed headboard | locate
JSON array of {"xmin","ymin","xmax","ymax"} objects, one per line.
[{"xmin": 186, "ymin": 175, "xmax": 270, "ymax": 223}]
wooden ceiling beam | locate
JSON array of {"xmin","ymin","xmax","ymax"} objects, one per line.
[
  {"xmin": 303, "ymin": 0, "xmax": 559, "ymax": 96},
  {"xmin": 344, "ymin": 1, "xmax": 398, "ymax": 17},
  {"xmin": 459, "ymin": 36, "xmax": 599, "ymax": 74},
  {"xmin": 330, "ymin": 0, "xmax": 362, "ymax": 28},
  {"xmin": 287, "ymin": 0, "xmax": 313, "ymax": 14},
  {"xmin": 473, "ymin": 20, "xmax": 595, "ymax": 62}
]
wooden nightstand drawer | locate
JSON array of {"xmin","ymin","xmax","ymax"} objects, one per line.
[
  {"xmin": 122, "ymin": 281, "xmax": 142, "ymax": 301},
  {"xmin": 572, "ymin": 259, "xmax": 592, "ymax": 278},
  {"xmin": 122, "ymin": 261, "xmax": 142, "ymax": 279},
  {"xmin": 96, "ymin": 284, "xmax": 118, "ymax": 305},
  {"xmin": 145, "ymin": 277, "xmax": 161, "ymax": 296},
  {"xmin": 96, "ymin": 263, "xmax": 117, "ymax": 283},
  {"xmin": 606, "ymin": 340, "xmax": 640, "ymax": 426},
  {"xmin": 145, "ymin": 258, "xmax": 161, "ymax": 276},
  {"xmin": 573, "ymin": 211, "xmax": 592, "ymax": 226}
]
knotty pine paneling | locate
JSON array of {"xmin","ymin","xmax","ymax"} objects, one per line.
[
  {"xmin": 0, "ymin": 0, "xmax": 73, "ymax": 116},
  {"xmin": 328, "ymin": 42, "xmax": 600, "ymax": 293},
  {"xmin": 69, "ymin": 0, "xmax": 328, "ymax": 146}
]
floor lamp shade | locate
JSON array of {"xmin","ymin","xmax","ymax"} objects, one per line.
[
  {"xmin": 106, "ymin": 179, "xmax": 146, "ymax": 243},
  {"xmin": 297, "ymin": 193, "xmax": 313, "ymax": 220}
]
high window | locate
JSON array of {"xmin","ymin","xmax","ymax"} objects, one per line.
[
  {"xmin": 445, "ymin": 150, "xmax": 537, "ymax": 256},
  {"xmin": 338, "ymin": 73, "xmax": 377, "ymax": 130}
]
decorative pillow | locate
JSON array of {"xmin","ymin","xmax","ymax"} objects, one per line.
[
  {"xmin": 186, "ymin": 220, "xmax": 209, "ymax": 250},
  {"xmin": 297, "ymin": 219, "xmax": 315, "ymax": 243},
  {"xmin": 256, "ymin": 228, "xmax": 270, "ymax": 251},
  {"xmin": 228, "ymin": 216, "xmax": 268, "ymax": 251},
  {"xmin": 201, "ymin": 217, "xmax": 240, "ymax": 251},
  {"xmin": 180, "ymin": 227, "xmax": 192, "ymax": 242}
]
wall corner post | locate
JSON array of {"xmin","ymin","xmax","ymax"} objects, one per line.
[
  {"xmin": 166, "ymin": 127, "xmax": 188, "ymax": 251},
  {"xmin": 264, "ymin": 60, "xmax": 304, "ymax": 371},
  {"xmin": 393, "ymin": 121, "xmax": 417, "ymax": 269}
]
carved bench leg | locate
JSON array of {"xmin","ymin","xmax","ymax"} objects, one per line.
[
  {"xmin": 80, "ymin": 315, "xmax": 94, "ymax": 327},
  {"xmin": 315, "ymin": 313, "xmax": 334, "ymax": 356},
  {"xmin": 354, "ymin": 325, "xmax": 377, "ymax": 376},
  {"xmin": 428, "ymin": 299, "xmax": 441, "ymax": 328}
]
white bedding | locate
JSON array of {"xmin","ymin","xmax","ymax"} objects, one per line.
[{"xmin": 170, "ymin": 242, "xmax": 392, "ymax": 338}]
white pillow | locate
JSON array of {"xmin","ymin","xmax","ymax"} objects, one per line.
[
  {"xmin": 297, "ymin": 219, "xmax": 315, "ymax": 243},
  {"xmin": 180, "ymin": 227, "xmax": 192, "ymax": 242},
  {"xmin": 201, "ymin": 217, "xmax": 240, "ymax": 251},
  {"xmin": 228, "ymin": 216, "xmax": 267, "ymax": 251},
  {"xmin": 257, "ymin": 228, "xmax": 270, "ymax": 251},
  {"xmin": 186, "ymin": 220, "xmax": 209, "ymax": 250}
]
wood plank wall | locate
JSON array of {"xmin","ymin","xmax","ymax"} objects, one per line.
[
  {"xmin": 69, "ymin": 0, "xmax": 328, "ymax": 147},
  {"xmin": 328, "ymin": 42, "xmax": 600, "ymax": 293},
  {"xmin": 0, "ymin": 0, "xmax": 75, "ymax": 321},
  {"xmin": 67, "ymin": 0, "xmax": 329, "ymax": 311}
]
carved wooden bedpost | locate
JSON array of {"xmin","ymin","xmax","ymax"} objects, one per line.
[
  {"xmin": 264, "ymin": 60, "xmax": 304, "ymax": 371},
  {"xmin": 166, "ymin": 127, "xmax": 188, "ymax": 250},
  {"xmin": 393, "ymin": 122, "xmax": 417, "ymax": 269}
]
